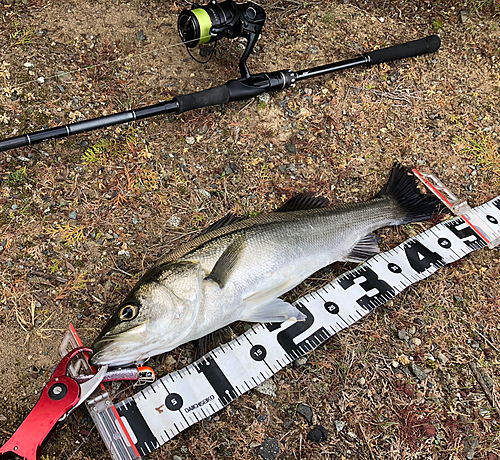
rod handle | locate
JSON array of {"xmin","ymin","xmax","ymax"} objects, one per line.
[
  {"xmin": 365, "ymin": 35, "xmax": 441, "ymax": 65},
  {"xmin": 174, "ymin": 86, "xmax": 230, "ymax": 114}
]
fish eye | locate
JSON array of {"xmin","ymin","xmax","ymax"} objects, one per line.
[{"xmin": 119, "ymin": 304, "xmax": 138, "ymax": 321}]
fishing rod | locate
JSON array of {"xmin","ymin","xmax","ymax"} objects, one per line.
[{"xmin": 0, "ymin": 0, "xmax": 441, "ymax": 153}]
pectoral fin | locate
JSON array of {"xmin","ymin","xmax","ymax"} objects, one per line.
[
  {"xmin": 241, "ymin": 298, "xmax": 307, "ymax": 323},
  {"xmin": 206, "ymin": 236, "xmax": 246, "ymax": 288},
  {"xmin": 344, "ymin": 233, "xmax": 381, "ymax": 263}
]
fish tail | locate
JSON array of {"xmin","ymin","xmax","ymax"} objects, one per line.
[{"xmin": 376, "ymin": 162, "xmax": 444, "ymax": 224}]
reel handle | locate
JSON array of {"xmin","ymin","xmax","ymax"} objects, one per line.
[{"xmin": 365, "ymin": 35, "xmax": 441, "ymax": 65}]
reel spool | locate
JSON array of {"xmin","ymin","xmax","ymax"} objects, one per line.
[{"xmin": 178, "ymin": 0, "xmax": 266, "ymax": 78}]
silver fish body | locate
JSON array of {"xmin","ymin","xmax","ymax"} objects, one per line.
[{"xmin": 91, "ymin": 164, "xmax": 441, "ymax": 367}]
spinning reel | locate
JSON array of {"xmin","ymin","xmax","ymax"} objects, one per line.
[{"xmin": 178, "ymin": 0, "xmax": 265, "ymax": 78}]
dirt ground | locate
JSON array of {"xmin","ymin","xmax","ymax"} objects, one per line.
[{"xmin": 1, "ymin": 0, "xmax": 500, "ymax": 459}]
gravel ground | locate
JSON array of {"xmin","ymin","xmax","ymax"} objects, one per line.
[{"xmin": 1, "ymin": 0, "xmax": 499, "ymax": 459}]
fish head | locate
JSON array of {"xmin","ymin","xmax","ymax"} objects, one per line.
[{"xmin": 91, "ymin": 261, "xmax": 204, "ymax": 367}]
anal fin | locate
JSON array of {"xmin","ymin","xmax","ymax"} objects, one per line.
[{"xmin": 344, "ymin": 233, "xmax": 381, "ymax": 263}]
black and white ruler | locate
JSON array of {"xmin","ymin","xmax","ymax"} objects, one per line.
[{"xmin": 86, "ymin": 195, "xmax": 500, "ymax": 460}]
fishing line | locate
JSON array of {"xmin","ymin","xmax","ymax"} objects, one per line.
[{"xmin": 2, "ymin": 35, "xmax": 213, "ymax": 93}]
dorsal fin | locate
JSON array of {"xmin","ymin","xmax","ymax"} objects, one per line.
[
  {"xmin": 158, "ymin": 192, "xmax": 329, "ymax": 266},
  {"xmin": 198, "ymin": 213, "xmax": 248, "ymax": 236},
  {"xmin": 276, "ymin": 192, "xmax": 329, "ymax": 213}
]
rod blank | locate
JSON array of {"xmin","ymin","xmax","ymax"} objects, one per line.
[{"xmin": 0, "ymin": 35, "xmax": 440, "ymax": 153}]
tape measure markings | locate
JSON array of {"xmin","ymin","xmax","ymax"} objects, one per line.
[{"xmin": 92, "ymin": 196, "xmax": 500, "ymax": 459}]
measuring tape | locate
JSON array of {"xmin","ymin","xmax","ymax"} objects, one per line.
[{"xmin": 80, "ymin": 194, "xmax": 500, "ymax": 460}]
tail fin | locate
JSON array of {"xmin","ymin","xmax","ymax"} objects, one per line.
[{"xmin": 376, "ymin": 162, "xmax": 444, "ymax": 224}]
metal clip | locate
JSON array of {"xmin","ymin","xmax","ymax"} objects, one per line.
[
  {"xmin": 412, "ymin": 169, "xmax": 471, "ymax": 214},
  {"xmin": 413, "ymin": 168, "xmax": 500, "ymax": 249}
]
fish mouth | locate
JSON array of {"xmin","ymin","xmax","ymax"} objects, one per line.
[
  {"xmin": 91, "ymin": 323, "xmax": 148, "ymax": 367},
  {"xmin": 95, "ymin": 322, "xmax": 148, "ymax": 343}
]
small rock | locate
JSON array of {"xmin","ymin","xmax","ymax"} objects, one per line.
[
  {"xmin": 132, "ymin": 217, "xmax": 139, "ymax": 225},
  {"xmin": 334, "ymin": 420, "xmax": 346, "ymax": 432},
  {"xmin": 459, "ymin": 10, "xmax": 469, "ymax": 24},
  {"xmin": 411, "ymin": 337, "xmax": 422, "ymax": 347},
  {"xmin": 257, "ymin": 415, "xmax": 267, "ymax": 423},
  {"xmin": 398, "ymin": 330, "xmax": 409, "ymax": 341},
  {"xmin": 295, "ymin": 356, "xmax": 307, "ymax": 366},
  {"xmin": 283, "ymin": 419, "xmax": 294, "ymax": 430},
  {"xmin": 297, "ymin": 403, "xmax": 313, "ymax": 424},
  {"xmin": 358, "ymin": 377, "xmax": 366, "ymax": 385},
  {"xmin": 463, "ymin": 436, "xmax": 479, "ymax": 460},
  {"xmin": 408, "ymin": 326, "xmax": 416, "ymax": 335},
  {"xmin": 433, "ymin": 350, "xmax": 448, "ymax": 364},
  {"xmin": 258, "ymin": 438, "xmax": 280, "ymax": 460},
  {"xmin": 258, "ymin": 93, "xmax": 271, "ymax": 104},
  {"xmin": 168, "ymin": 215, "xmax": 181, "ymax": 227},
  {"xmin": 391, "ymin": 360, "xmax": 399, "ymax": 368},
  {"xmin": 421, "ymin": 423, "xmax": 436, "ymax": 437},
  {"xmin": 185, "ymin": 136, "xmax": 195, "ymax": 145},
  {"xmin": 173, "ymin": 455, "xmax": 183, "ymax": 460},
  {"xmin": 57, "ymin": 85, "xmax": 65, "ymax": 93},
  {"xmin": 471, "ymin": 341, "xmax": 480, "ymax": 349},
  {"xmin": 255, "ymin": 379, "xmax": 277, "ymax": 397},
  {"xmin": 307, "ymin": 425, "xmax": 328, "ymax": 443},
  {"xmin": 37, "ymin": 76, "xmax": 45, "ymax": 84},
  {"xmin": 136, "ymin": 30, "xmax": 146, "ymax": 41},
  {"xmin": 163, "ymin": 355, "xmax": 176, "ymax": 367},
  {"xmin": 408, "ymin": 362, "xmax": 427, "ymax": 381},
  {"xmin": 68, "ymin": 211, "xmax": 77, "ymax": 220},
  {"xmin": 56, "ymin": 71, "xmax": 71, "ymax": 82},
  {"xmin": 398, "ymin": 355, "xmax": 410, "ymax": 365},
  {"xmin": 388, "ymin": 71, "xmax": 399, "ymax": 82},
  {"xmin": 224, "ymin": 162, "xmax": 237, "ymax": 175},
  {"xmin": 0, "ymin": 415, "xmax": 7, "ymax": 422},
  {"xmin": 285, "ymin": 143, "xmax": 296, "ymax": 154}
]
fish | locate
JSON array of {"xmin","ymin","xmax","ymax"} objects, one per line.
[{"xmin": 91, "ymin": 163, "xmax": 442, "ymax": 367}]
